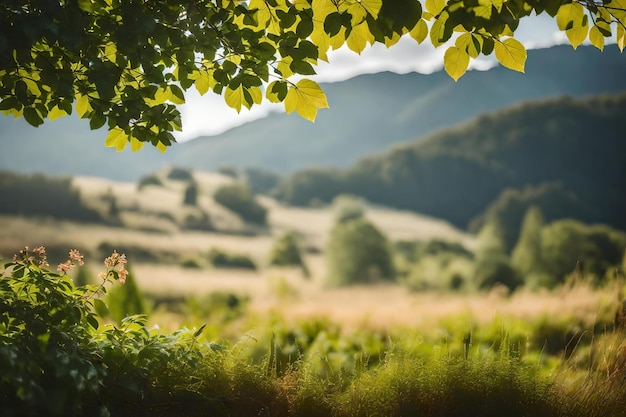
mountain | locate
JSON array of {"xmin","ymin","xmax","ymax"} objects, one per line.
[
  {"xmin": 274, "ymin": 93, "xmax": 626, "ymax": 232},
  {"xmin": 1, "ymin": 45, "xmax": 625, "ymax": 181}
]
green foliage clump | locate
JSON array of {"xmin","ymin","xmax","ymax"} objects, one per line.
[
  {"xmin": 332, "ymin": 194, "xmax": 366, "ymax": 224},
  {"xmin": 182, "ymin": 209, "xmax": 214, "ymax": 231},
  {"xmin": 540, "ymin": 220, "xmax": 626, "ymax": 286},
  {"xmin": 214, "ymin": 182, "xmax": 267, "ymax": 225},
  {"xmin": 473, "ymin": 220, "xmax": 522, "ymax": 291},
  {"xmin": 166, "ymin": 167, "xmax": 193, "ymax": 181},
  {"xmin": 208, "ymin": 248, "xmax": 257, "ymax": 270},
  {"xmin": 274, "ymin": 167, "xmax": 345, "ymax": 206},
  {"xmin": 469, "ymin": 183, "xmax": 590, "ymax": 252},
  {"xmin": 0, "ymin": 171, "xmax": 104, "ymax": 222},
  {"xmin": 183, "ymin": 181, "xmax": 199, "ymax": 206},
  {"xmin": 243, "ymin": 167, "xmax": 281, "ymax": 195},
  {"xmin": 137, "ymin": 173, "xmax": 163, "ymax": 190},
  {"xmin": 268, "ymin": 231, "xmax": 309, "ymax": 277},
  {"xmin": 326, "ymin": 217, "xmax": 394, "ymax": 286},
  {"xmin": 104, "ymin": 266, "xmax": 147, "ymax": 324}
]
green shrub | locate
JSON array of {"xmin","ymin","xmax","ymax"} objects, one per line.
[
  {"xmin": 268, "ymin": 231, "xmax": 309, "ymax": 277},
  {"xmin": 326, "ymin": 217, "xmax": 394, "ymax": 286},
  {"xmin": 214, "ymin": 182, "xmax": 267, "ymax": 225},
  {"xmin": 104, "ymin": 265, "xmax": 148, "ymax": 324},
  {"xmin": 183, "ymin": 181, "xmax": 199, "ymax": 206},
  {"xmin": 182, "ymin": 209, "xmax": 214, "ymax": 231},
  {"xmin": 208, "ymin": 248, "xmax": 257, "ymax": 270},
  {"xmin": 332, "ymin": 194, "xmax": 366, "ymax": 224},
  {"xmin": 0, "ymin": 171, "xmax": 104, "ymax": 222},
  {"xmin": 166, "ymin": 166, "xmax": 193, "ymax": 181},
  {"xmin": 137, "ymin": 173, "xmax": 163, "ymax": 190},
  {"xmin": 540, "ymin": 220, "xmax": 626, "ymax": 286}
]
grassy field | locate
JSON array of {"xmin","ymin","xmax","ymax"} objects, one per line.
[
  {"xmin": 2, "ymin": 171, "xmax": 626, "ymax": 416},
  {"xmin": 0, "ymin": 172, "xmax": 618, "ymax": 335}
]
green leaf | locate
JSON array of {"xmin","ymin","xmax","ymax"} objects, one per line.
[
  {"xmin": 589, "ymin": 26, "xmax": 604, "ymax": 51},
  {"xmin": 48, "ymin": 105, "xmax": 68, "ymax": 121},
  {"xmin": 556, "ymin": 3, "xmax": 584, "ymax": 31},
  {"xmin": 494, "ymin": 37, "xmax": 526, "ymax": 73},
  {"xmin": 324, "ymin": 12, "xmax": 343, "ymax": 36},
  {"xmin": 566, "ymin": 15, "xmax": 588, "ymax": 49},
  {"xmin": 168, "ymin": 85, "xmax": 186, "ymax": 104},
  {"xmin": 409, "ymin": 19, "xmax": 428, "ymax": 44},
  {"xmin": 618, "ymin": 24, "xmax": 626, "ymax": 52},
  {"xmin": 444, "ymin": 46, "xmax": 470, "ymax": 81},
  {"xmin": 347, "ymin": 22, "xmax": 375, "ymax": 54},
  {"xmin": 426, "ymin": 0, "xmax": 446, "ymax": 16},
  {"xmin": 105, "ymin": 127, "xmax": 128, "ymax": 151},
  {"xmin": 290, "ymin": 59, "xmax": 317, "ymax": 75},
  {"xmin": 23, "ymin": 108, "xmax": 44, "ymax": 127},
  {"xmin": 266, "ymin": 80, "xmax": 288, "ymax": 103},
  {"xmin": 296, "ymin": 18, "xmax": 314, "ymax": 38},
  {"xmin": 90, "ymin": 114, "xmax": 106, "ymax": 130},
  {"xmin": 430, "ymin": 12, "xmax": 451, "ymax": 47},
  {"xmin": 284, "ymin": 79, "xmax": 329, "ymax": 121},
  {"xmin": 130, "ymin": 137, "xmax": 145, "ymax": 152},
  {"xmin": 76, "ymin": 95, "xmax": 91, "ymax": 118},
  {"xmin": 225, "ymin": 85, "xmax": 262, "ymax": 112},
  {"xmin": 93, "ymin": 299, "xmax": 109, "ymax": 317}
]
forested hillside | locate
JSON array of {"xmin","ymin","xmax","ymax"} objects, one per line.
[
  {"xmin": 1, "ymin": 46, "xmax": 625, "ymax": 180},
  {"xmin": 275, "ymin": 93, "xmax": 626, "ymax": 234}
]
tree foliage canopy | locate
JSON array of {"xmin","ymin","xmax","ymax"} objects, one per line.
[{"xmin": 2, "ymin": 0, "xmax": 625, "ymax": 151}]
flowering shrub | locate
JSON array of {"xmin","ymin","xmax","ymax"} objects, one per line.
[{"xmin": 0, "ymin": 246, "xmax": 211, "ymax": 416}]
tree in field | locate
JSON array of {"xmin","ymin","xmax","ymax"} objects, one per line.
[
  {"xmin": 268, "ymin": 230, "xmax": 310, "ymax": 277},
  {"xmin": 2, "ymin": 0, "xmax": 625, "ymax": 151},
  {"xmin": 326, "ymin": 216, "xmax": 394, "ymax": 286},
  {"xmin": 183, "ymin": 181, "xmax": 199, "ymax": 206},
  {"xmin": 510, "ymin": 205, "xmax": 545, "ymax": 280},
  {"xmin": 473, "ymin": 219, "xmax": 521, "ymax": 291}
]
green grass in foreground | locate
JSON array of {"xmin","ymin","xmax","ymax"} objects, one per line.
[{"xmin": 1, "ymin": 248, "xmax": 626, "ymax": 417}]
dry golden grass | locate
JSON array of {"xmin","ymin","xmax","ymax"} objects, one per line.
[{"xmin": 6, "ymin": 172, "xmax": 610, "ymax": 335}]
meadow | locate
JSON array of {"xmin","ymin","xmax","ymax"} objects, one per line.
[{"xmin": 1, "ymin": 168, "xmax": 625, "ymax": 416}]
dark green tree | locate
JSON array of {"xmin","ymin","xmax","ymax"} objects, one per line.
[
  {"xmin": 268, "ymin": 231, "xmax": 309, "ymax": 277},
  {"xmin": 183, "ymin": 181, "xmax": 199, "ymax": 206},
  {"xmin": 473, "ymin": 219, "xmax": 521, "ymax": 291},
  {"xmin": 326, "ymin": 217, "xmax": 394, "ymax": 286},
  {"xmin": 214, "ymin": 182, "xmax": 267, "ymax": 225},
  {"xmin": 511, "ymin": 206, "xmax": 545, "ymax": 280}
]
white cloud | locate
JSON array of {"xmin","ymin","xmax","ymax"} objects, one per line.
[{"xmin": 177, "ymin": 14, "xmax": 565, "ymax": 142}]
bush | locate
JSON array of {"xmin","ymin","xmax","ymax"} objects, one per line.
[
  {"xmin": 183, "ymin": 181, "xmax": 199, "ymax": 206},
  {"xmin": 0, "ymin": 171, "xmax": 104, "ymax": 222},
  {"xmin": 137, "ymin": 173, "xmax": 163, "ymax": 190},
  {"xmin": 243, "ymin": 167, "xmax": 281, "ymax": 195},
  {"xmin": 208, "ymin": 248, "xmax": 257, "ymax": 270},
  {"xmin": 268, "ymin": 231, "xmax": 309, "ymax": 277},
  {"xmin": 540, "ymin": 220, "xmax": 626, "ymax": 286},
  {"xmin": 182, "ymin": 210, "xmax": 214, "ymax": 231},
  {"xmin": 166, "ymin": 166, "xmax": 193, "ymax": 181},
  {"xmin": 326, "ymin": 217, "xmax": 394, "ymax": 286},
  {"xmin": 104, "ymin": 265, "xmax": 148, "ymax": 324},
  {"xmin": 214, "ymin": 182, "xmax": 267, "ymax": 225}
]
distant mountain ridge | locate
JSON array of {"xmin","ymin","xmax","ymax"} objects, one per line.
[
  {"xmin": 1, "ymin": 45, "xmax": 625, "ymax": 181},
  {"xmin": 274, "ymin": 92, "xmax": 626, "ymax": 232}
]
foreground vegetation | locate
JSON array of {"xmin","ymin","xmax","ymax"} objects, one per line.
[{"xmin": 2, "ymin": 246, "xmax": 625, "ymax": 417}]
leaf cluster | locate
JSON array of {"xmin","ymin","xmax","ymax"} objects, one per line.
[{"xmin": 2, "ymin": 0, "xmax": 625, "ymax": 150}]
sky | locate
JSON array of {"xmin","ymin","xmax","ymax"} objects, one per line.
[{"xmin": 176, "ymin": 14, "xmax": 568, "ymax": 142}]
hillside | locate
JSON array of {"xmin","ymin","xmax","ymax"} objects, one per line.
[
  {"xmin": 274, "ymin": 93, "xmax": 626, "ymax": 232},
  {"xmin": 1, "ymin": 45, "xmax": 626, "ymax": 180}
]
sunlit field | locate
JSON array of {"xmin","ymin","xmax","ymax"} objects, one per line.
[{"xmin": 2, "ymin": 170, "xmax": 625, "ymax": 416}]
